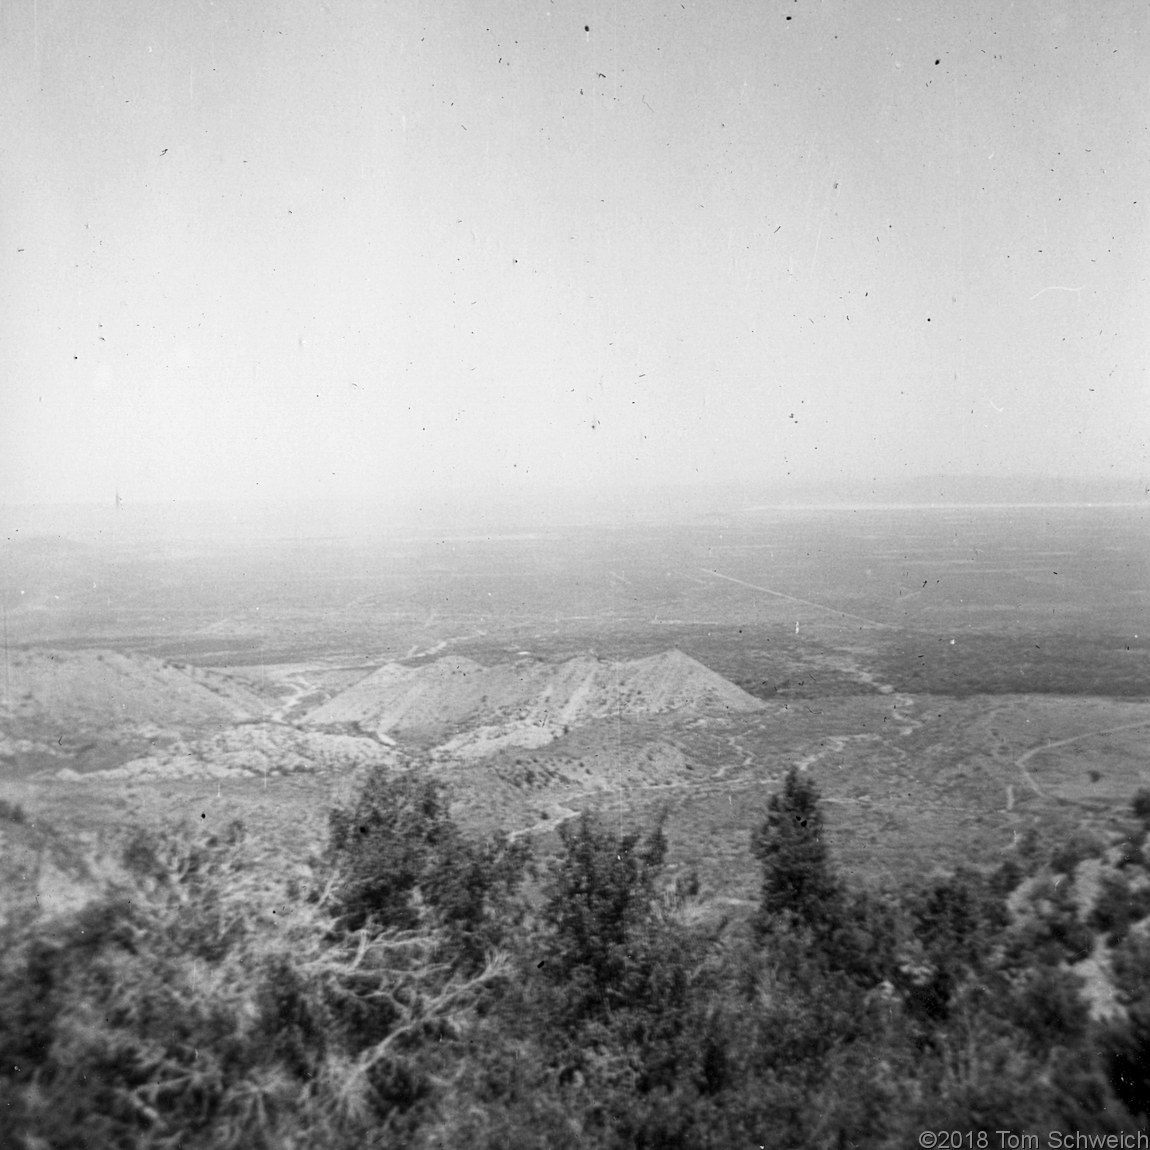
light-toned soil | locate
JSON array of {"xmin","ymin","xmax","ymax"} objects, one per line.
[
  {"xmin": 1, "ymin": 648, "xmax": 270, "ymax": 734},
  {"xmin": 305, "ymin": 649, "xmax": 764, "ymax": 743}
]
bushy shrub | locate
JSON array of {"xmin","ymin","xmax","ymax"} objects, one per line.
[
  {"xmin": 1091, "ymin": 871, "xmax": 1139, "ymax": 944},
  {"xmin": 4, "ymin": 761, "xmax": 1141, "ymax": 1148},
  {"xmin": 1007, "ymin": 963, "xmax": 1091, "ymax": 1056},
  {"xmin": 0, "ymin": 813, "xmax": 511, "ymax": 1149},
  {"xmin": 326, "ymin": 770, "xmax": 530, "ymax": 967},
  {"xmin": 327, "ymin": 773, "xmax": 452, "ymax": 930},
  {"xmin": 538, "ymin": 809, "xmax": 670, "ymax": 1026}
]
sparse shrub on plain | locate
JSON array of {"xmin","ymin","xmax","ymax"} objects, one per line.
[
  {"xmin": 1133, "ymin": 789, "xmax": 1150, "ymax": 823},
  {"xmin": 0, "ymin": 798, "xmax": 26, "ymax": 823}
]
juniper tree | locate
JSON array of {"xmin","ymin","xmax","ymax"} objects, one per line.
[
  {"xmin": 751, "ymin": 767, "xmax": 842, "ymax": 937},
  {"xmin": 540, "ymin": 810, "xmax": 670, "ymax": 1024},
  {"xmin": 326, "ymin": 771, "xmax": 529, "ymax": 965}
]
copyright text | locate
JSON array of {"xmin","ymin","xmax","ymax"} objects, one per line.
[{"xmin": 917, "ymin": 1133, "xmax": 1149, "ymax": 1149}]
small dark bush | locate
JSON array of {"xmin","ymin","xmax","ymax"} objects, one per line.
[
  {"xmin": 0, "ymin": 799, "xmax": 26, "ymax": 824},
  {"xmin": 1051, "ymin": 830, "xmax": 1104, "ymax": 876},
  {"xmin": 1133, "ymin": 789, "xmax": 1150, "ymax": 822}
]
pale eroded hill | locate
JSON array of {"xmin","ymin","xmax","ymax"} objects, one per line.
[
  {"xmin": 0, "ymin": 649, "xmax": 274, "ymax": 776},
  {"xmin": 305, "ymin": 649, "xmax": 764, "ymax": 752},
  {"xmin": 1, "ymin": 648, "xmax": 268, "ymax": 735}
]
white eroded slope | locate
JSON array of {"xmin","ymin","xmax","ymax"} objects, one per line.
[{"xmin": 305, "ymin": 649, "xmax": 764, "ymax": 755}]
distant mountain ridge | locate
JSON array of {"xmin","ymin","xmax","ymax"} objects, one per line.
[
  {"xmin": 741, "ymin": 474, "xmax": 1147, "ymax": 508},
  {"xmin": 3, "ymin": 474, "xmax": 1143, "ymax": 542}
]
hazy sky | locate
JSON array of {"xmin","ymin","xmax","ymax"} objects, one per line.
[{"xmin": 2, "ymin": 0, "xmax": 1147, "ymax": 506}]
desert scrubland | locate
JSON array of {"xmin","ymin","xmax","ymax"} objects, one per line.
[{"xmin": 2, "ymin": 499, "xmax": 1149, "ymax": 1145}]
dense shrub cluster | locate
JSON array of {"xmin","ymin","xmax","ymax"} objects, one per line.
[
  {"xmin": 0, "ymin": 811, "xmax": 518, "ymax": 1148},
  {"xmin": 3, "ymin": 765, "xmax": 1150, "ymax": 1147},
  {"xmin": 326, "ymin": 771, "xmax": 530, "ymax": 968}
]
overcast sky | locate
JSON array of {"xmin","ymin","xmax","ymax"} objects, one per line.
[{"xmin": 2, "ymin": 0, "xmax": 1146, "ymax": 506}]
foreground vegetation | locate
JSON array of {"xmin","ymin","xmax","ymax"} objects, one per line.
[{"xmin": 4, "ymin": 768, "xmax": 1150, "ymax": 1147}]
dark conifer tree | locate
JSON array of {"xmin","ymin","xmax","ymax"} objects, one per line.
[
  {"xmin": 751, "ymin": 767, "xmax": 842, "ymax": 937},
  {"xmin": 539, "ymin": 810, "xmax": 669, "ymax": 1025}
]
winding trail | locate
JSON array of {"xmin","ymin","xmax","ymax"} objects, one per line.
[
  {"xmin": 404, "ymin": 630, "xmax": 488, "ymax": 661},
  {"xmin": 785, "ymin": 653, "xmax": 924, "ymax": 773},
  {"xmin": 1014, "ymin": 719, "xmax": 1150, "ymax": 797},
  {"xmin": 269, "ymin": 672, "xmax": 316, "ymax": 724},
  {"xmin": 714, "ymin": 731, "xmax": 758, "ymax": 779}
]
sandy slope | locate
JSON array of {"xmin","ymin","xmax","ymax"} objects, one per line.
[
  {"xmin": 0, "ymin": 648, "xmax": 269, "ymax": 735},
  {"xmin": 303, "ymin": 653, "xmax": 763, "ymax": 768},
  {"xmin": 305, "ymin": 649, "xmax": 764, "ymax": 744}
]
